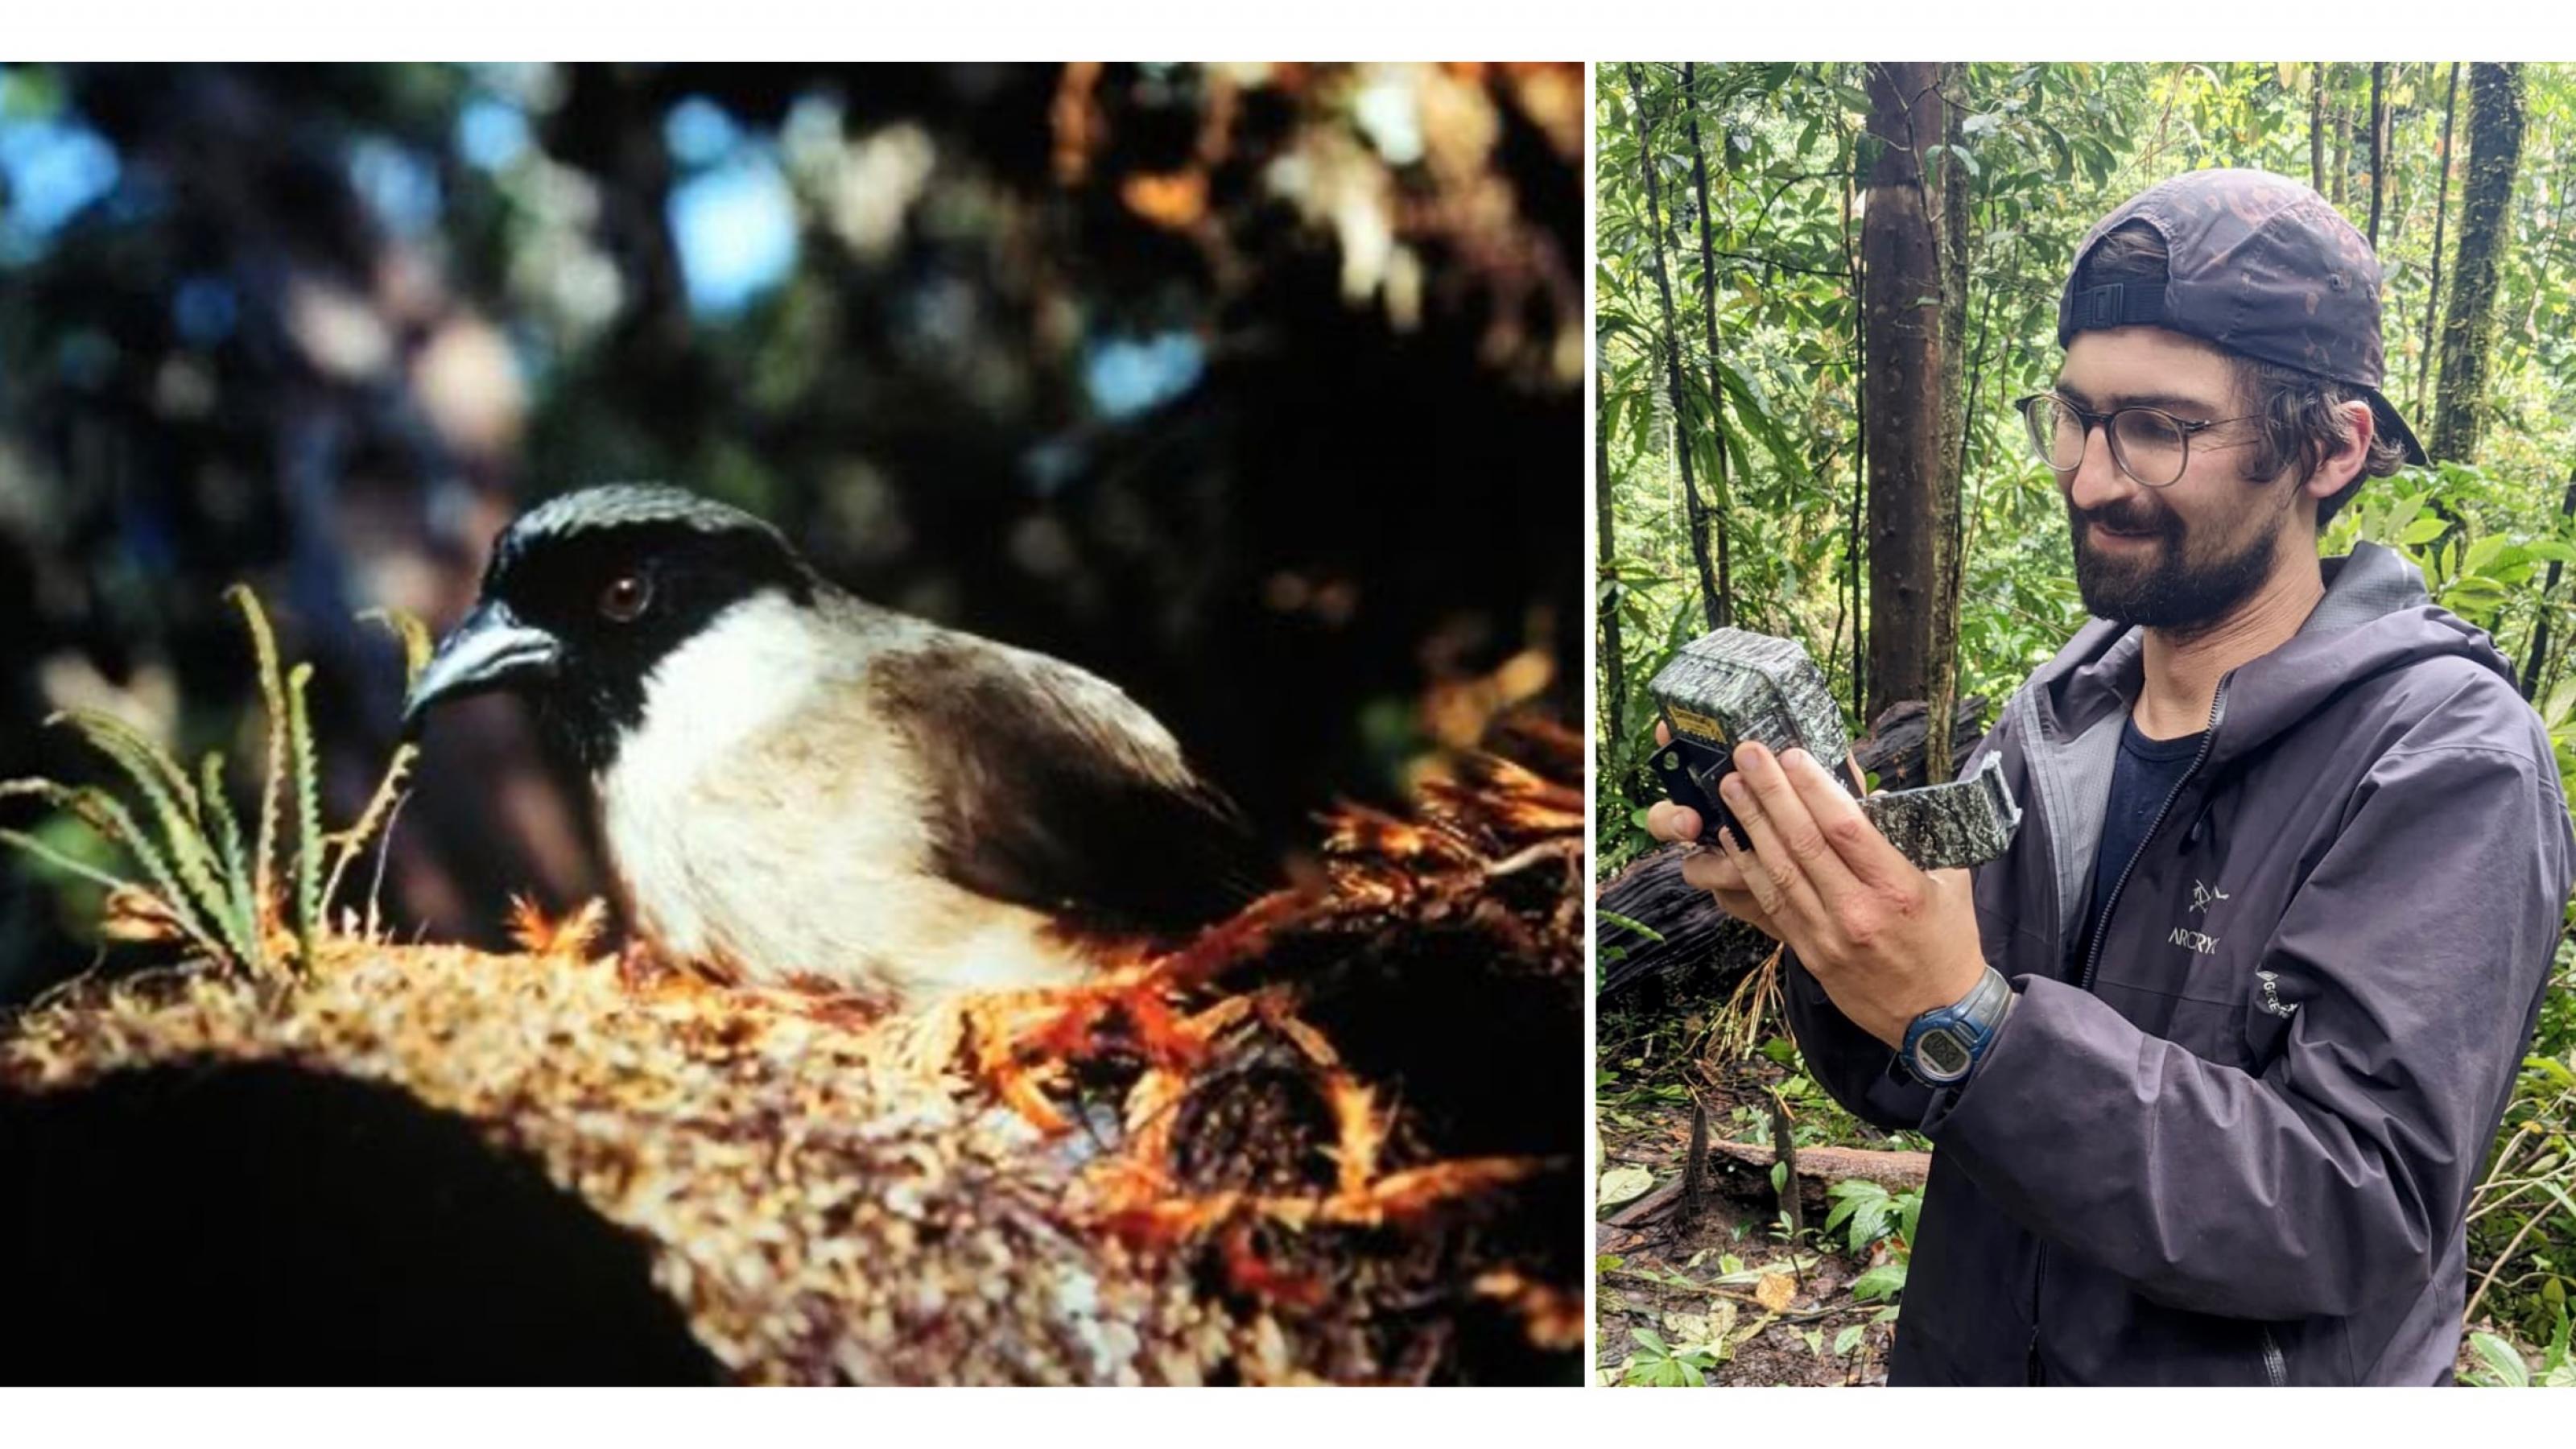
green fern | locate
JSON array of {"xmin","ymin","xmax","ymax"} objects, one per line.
[
  {"xmin": 0, "ymin": 778, "xmax": 225, "ymax": 960},
  {"xmin": 43, "ymin": 708, "xmax": 251, "ymax": 966},
  {"xmin": 228, "ymin": 583, "xmax": 291, "ymax": 946},
  {"xmin": 200, "ymin": 750, "xmax": 261, "ymax": 966},
  {"xmin": 285, "ymin": 662, "xmax": 323, "ymax": 968},
  {"xmin": 0, "ymin": 588, "xmax": 431, "ymax": 982},
  {"xmin": 319, "ymin": 608, "xmax": 431, "ymax": 914}
]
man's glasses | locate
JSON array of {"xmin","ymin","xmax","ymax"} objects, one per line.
[{"xmin": 2013, "ymin": 392, "xmax": 2259, "ymax": 489}]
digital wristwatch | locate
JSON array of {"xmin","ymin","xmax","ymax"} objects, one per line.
[{"xmin": 1901, "ymin": 965, "xmax": 2013, "ymax": 1084}]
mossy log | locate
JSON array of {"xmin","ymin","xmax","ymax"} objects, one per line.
[{"xmin": 0, "ymin": 722, "xmax": 1583, "ymax": 1385}]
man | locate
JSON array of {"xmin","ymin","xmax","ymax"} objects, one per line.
[{"xmin": 1648, "ymin": 168, "xmax": 2574, "ymax": 1385}]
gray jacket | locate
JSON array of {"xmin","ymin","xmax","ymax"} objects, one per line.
[{"xmin": 1788, "ymin": 544, "xmax": 2576, "ymax": 1385}]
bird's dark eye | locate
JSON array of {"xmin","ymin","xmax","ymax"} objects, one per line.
[{"xmin": 598, "ymin": 573, "xmax": 652, "ymax": 623}]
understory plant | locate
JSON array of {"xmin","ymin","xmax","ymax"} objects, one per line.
[{"xmin": 0, "ymin": 588, "xmax": 429, "ymax": 981}]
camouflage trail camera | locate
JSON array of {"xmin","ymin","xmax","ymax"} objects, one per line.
[{"xmin": 1647, "ymin": 629, "xmax": 2022, "ymax": 872}]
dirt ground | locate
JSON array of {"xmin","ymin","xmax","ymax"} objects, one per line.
[
  {"xmin": 1594, "ymin": 1063, "xmax": 1902, "ymax": 1387},
  {"xmin": 1600, "ymin": 1057, "xmax": 2520, "ymax": 1388}
]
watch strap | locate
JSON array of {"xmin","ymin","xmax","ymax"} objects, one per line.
[{"xmin": 1903, "ymin": 965, "xmax": 2013, "ymax": 1084}]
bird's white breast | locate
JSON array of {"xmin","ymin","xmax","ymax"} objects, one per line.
[{"xmin": 595, "ymin": 592, "xmax": 1092, "ymax": 1002}]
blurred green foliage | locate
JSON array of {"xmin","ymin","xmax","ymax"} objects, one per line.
[{"xmin": 0, "ymin": 62, "xmax": 1583, "ymax": 1001}]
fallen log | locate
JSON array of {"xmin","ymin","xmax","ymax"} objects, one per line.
[
  {"xmin": 1707, "ymin": 1138, "xmax": 1931, "ymax": 1193},
  {"xmin": 1599, "ymin": 1140, "xmax": 1932, "ymax": 1230},
  {"xmin": 1594, "ymin": 845, "xmax": 1770, "ymax": 997},
  {"xmin": 1857, "ymin": 696, "xmax": 1990, "ymax": 795},
  {"xmin": 1597, "ymin": 696, "xmax": 1985, "ymax": 998}
]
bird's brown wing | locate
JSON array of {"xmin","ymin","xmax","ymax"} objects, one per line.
[{"xmin": 868, "ymin": 635, "xmax": 1272, "ymax": 938}]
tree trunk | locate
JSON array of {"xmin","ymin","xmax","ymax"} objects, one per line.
[
  {"xmin": 1843, "ymin": 104, "xmax": 1868, "ymax": 726},
  {"xmin": 1686, "ymin": 62, "xmax": 1735, "ymax": 628},
  {"xmin": 2522, "ymin": 473, "xmax": 2576, "ymax": 703},
  {"xmin": 1926, "ymin": 61, "xmax": 1970, "ymax": 786},
  {"xmin": 1861, "ymin": 62, "xmax": 1943, "ymax": 722},
  {"xmin": 2417, "ymin": 62, "xmax": 2462, "ymax": 423},
  {"xmin": 2428, "ymin": 64, "xmax": 2526, "ymax": 465},
  {"xmin": 1626, "ymin": 62, "xmax": 1724, "ymax": 631},
  {"xmin": 2368, "ymin": 63, "xmax": 2388, "ymax": 248},
  {"xmin": 1597, "ymin": 340, "xmax": 1626, "ymax": 747}
]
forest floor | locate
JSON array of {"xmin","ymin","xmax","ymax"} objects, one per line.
[
  {"xmin": 1600, "ymin": 1030, "xmax": 2525, "ymax": 1389},
  {"xmin": 1593, "ymin": 1049, "xmax": 1906, "ymax": 1388}
]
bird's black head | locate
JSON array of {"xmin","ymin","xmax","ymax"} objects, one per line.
[{"xmin": 404, "ymin": 484, "xmax": 817, "ymax": 772}]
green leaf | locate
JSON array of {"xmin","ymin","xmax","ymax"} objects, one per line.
[
  {"xmin": 1849, "ymin": 1199, "xmax": 1891, "ymax": 1253},
  {"xmin": 2470, "ymin": 1331, "xmax": 2532, "ymax": 1388},
  {"xmin": 1600, "ymin": 1166, "xmax": 1657, "ymax": 1207},
  {"xmin": 286, "ymin": 661, "xmax": 323, "ymax": 968},
  {"xmin": 1850, "ymin": 1262, "xmax": 1909, "ymax": 1303},
  {"xmin": 43, "ymin": 708, "xmax": 246, "ymax": 964},
  {"xmin": 1600, "ymin": 910, "xmax": 1667, "ymax": 943}
]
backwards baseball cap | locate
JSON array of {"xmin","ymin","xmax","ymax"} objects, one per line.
[{"xmin": 2058, "ymin": 167, "xmax": 2428, "ymax": 466}]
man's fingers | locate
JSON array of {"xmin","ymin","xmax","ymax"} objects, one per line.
[
  {"xmin": 1678, "ymin": 841, "xmax": 1748, "ymax": 890},
  {"xmin": 1655, "ymin": 720, "xmax": 1672, "ymax": 747},
  {"xmin": 1716, "ymin": 762, "xmax": 1831, "ymax": 925},
  {"xmin": 1645, "ymin": 799, "xmax": 1703, "ymax": 844},
  {"xmin": 1724, "ymin": 741, "xmax": 1859, "ymax": 908},
  {"xmin": 1713, "ymin": 828, "xmax": 1791, "ymax": 923},
  {"xmin": 1678, "ymin": 848, "xmax": 1740, "ymax": 894},
  {"xmin": 1680, "ymin": 849, "xmax": 1781, "ymax": 939},
  {"xmin": 1781, "ymin": 746, "xmax": 1911, "ymax": 889}
]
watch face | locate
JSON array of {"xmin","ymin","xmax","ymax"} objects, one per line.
[{"xmin": 1915, "ymin": 1029, "xmax": 1972, "ymax": 1081}]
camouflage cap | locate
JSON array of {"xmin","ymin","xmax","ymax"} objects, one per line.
[{"xmin": 2058, "ymin": 167, "xmax": 2428, "ymax": 465}]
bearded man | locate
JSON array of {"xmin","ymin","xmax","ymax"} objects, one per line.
[{"xmin": 1649, "ymin": 169, "xmax": 2575, "ymax": 1385}]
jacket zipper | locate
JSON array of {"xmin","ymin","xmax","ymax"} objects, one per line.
[{"xmin": 2028, "ymin": 674, "xmax": 2234, "ymax": 1384}]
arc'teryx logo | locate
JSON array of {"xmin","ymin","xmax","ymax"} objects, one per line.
[{"xmin": 2169, "ymin": 879, "xmax": 2227, "ymax": 954}]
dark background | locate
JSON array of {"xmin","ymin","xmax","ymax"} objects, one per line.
[{"xmin": 0, "ymin": 63, "xmax": 1583, "ymax": 1002}]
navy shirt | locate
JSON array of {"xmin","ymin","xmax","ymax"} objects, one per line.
[{"xmin": 2079, "ymin": 716, "xmax": 2202, "ymax": 968}]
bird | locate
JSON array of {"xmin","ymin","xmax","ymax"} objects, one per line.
[{"xmin": 402, "ymin": 483, "xmax": 1271, "ymax": 1008}]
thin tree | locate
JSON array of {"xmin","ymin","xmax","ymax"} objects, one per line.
[
  {"xmin": 2310, "ymin": 62, "xmax": 2326, "ymax": 194},
  {"xmin": 1685, "ymin": 60, "xmax": 1735, "ymax": 627},
  {"xmin": 1860, "ymin": 60, "xmax": 1943, "ymax": 721},
  {"xmin": 2368, "ymin": 63, "xmax": 2388, "ymax": 247},
  {"xmin": 2417, "ymin": 62, "xmax": 2462, "ymax": 421},
  {"xmin": 2330, "ymin": 66, "xmax": 2350, "ymax": 207},
  {"xmin": 2522, "ymin": 473, "xmax": 2576, "ymax": 703},
  {"xmin": 1624, "ymin": 62, "xmax": 1724, "ymax": 631},
  {"xmin": 2429, "ymin": 63, "xmax": 2526, "ymax": 464},
  {"xmin": 1597, "ymin": 336, "xmax": 1626, "ymax": 745}
]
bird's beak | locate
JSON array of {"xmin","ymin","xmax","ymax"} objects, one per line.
[{"xmin": 402, "ymin": 600, "xmax": 561, "ymax": 736}]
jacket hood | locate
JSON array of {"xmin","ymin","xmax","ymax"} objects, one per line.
[{"xmin": 2026, "ymin": 541, "xmax": 2515, "ymax": 769}]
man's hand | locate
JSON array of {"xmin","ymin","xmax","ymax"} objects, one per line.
[
  {"xmin": 1641, "ymin": 721, "xmax": 1865, "ymax": 945},
  {"xmin": 1648, "ymin": 731, "xmax": 1988, "ymax": 1048}
]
